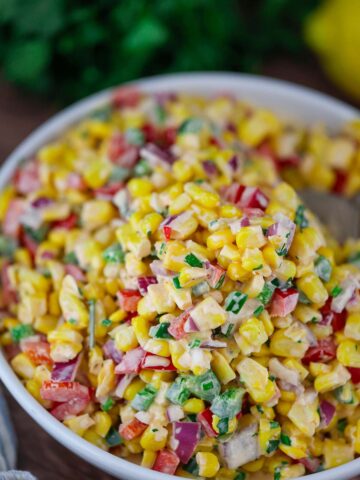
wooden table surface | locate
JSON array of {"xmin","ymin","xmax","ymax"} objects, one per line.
[{"xmin": 1, "ymin": 57, "xmax": 360, "ymax": 480}]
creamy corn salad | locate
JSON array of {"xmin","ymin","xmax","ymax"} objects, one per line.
[{"xmin": 1, "ymin": 87, "xmax": 360, "ymax": 480}]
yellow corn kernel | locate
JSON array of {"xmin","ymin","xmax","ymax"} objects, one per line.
[
  {"xmin": 344, "ymin": 312, "xmax": 360, "ymax": 340},
  {"xmin": 94, "ymin": 411, "xmax": 112, "ymax": 437},
  {"xmin": 290, "ymin": 227, "xmax": 324, "ymax": 264},
  {"xmin": 275, "ymin": 260, "xmax": 296, "ymax": 282},
  {"xmin": 297, "ymin": 273, "xmax": 328, "ymax": 305},
  {"xmin": 169, "ymin": 193, "xmax": 192, "ymax": 215},
  {"xmin": 270, "ymin": 328, "xmax": 309, "ymax": 358},
  {"xmin": 196, "ymin": 452, "xmax": 220, "ymax": 478},
  {"xmin": 236, "ymin": 226, "xmax": 266, "ymax": 250},
  {"xmin": 34, "ymin": 315, "xmax": 58, "ymax": 334},
  {"xmin": 287, "ymin": 391, "xmax": 320, "ymax": 437},
  {"xmin": 109, "ymin": 309, "xmax": 127, "ymax": 323},
  {"xmin": 173, "ymin": 159, "xmax": 194, "ymax": 182},
  {"xmin": 138, "ymin": 212, "xmax": 163, "ymax": 236},
  {"xmin": 184, "ymin": 182, "xmax": 220, "ymax": 208},
  {"xmin": 282, "ymin": 359, "xmax": 308, "ymax": 381},
  {"xmin": 227, "ymin": 262, "xmax": 250, "ymax": 282},
  {"xmin": 18, "ymin": 268, "xmax": 50, "ymax": 293},
  {"xmin": 114, "ymin": 325, "xmax": 139, "ymax": 352},
  {"xmin": 276, "ymin": 401, "xmax": 292, "ymax": 416},
  {"xmin": 243, "ymin": 458, "xmax": 265, "ymax": 473},
  {"xmin": 49, "ymin": 292, "xmax": 61, "ymax": 316},
  {"xmin": 241, "ymin": 248, "xmax": 264, "ymax": 272},
  {"xmin": 217, "ymin": 244, "xmax": 242, "ymax": 269},
  {"xmin": 124, "ymin": 379, "xmax": 146, "ymax": 402},
  {"xmin": 219, "ymin": 204, "xmax": 242, "ymax": 219},
  {"xmin": 294, "ymin": 304, "xmax": 322, "ymax": 324},
  {"xmin": 11, "ymin": 353, "xmax": 35, "ymax": 380},
  {"xmin": 314, "ymin": 364, "xmax": 351, "ymax": 393},
  {"xmin": 64, "ymin": 414, "xmax": 95, "ymax": 437},
  {"xmin": 137, "ymin": 296, "xmax": 157, "ymax": 320},
  {"xmin": 337, "ymin": 339, "xmax": 360, "ymax": 367},
  {"xmin": 81, "ymin": 200, "xmax": 115, "ymax": 231},
  {"xmin": 242, "ymin": 275, "xmax": 265, "ymax": 298},
  {"xmin": 237, "ymin": 358, "xmax": 275, "ymax": 403},
  {"xmin": 144, "ymin": 339, "xmax": 170, "ymax": 357},
  {"xmin": 211, "ymin": 351, "xmax": 236, "ymax": 385},
  {"xmin": 83, "ymin": 428, "xmax": 108, "ymax": 450},
  {"xmin": 178, "ymin": 266, "xmax": 207, "ymax": 288},
  {"xmin": 141, "ymin": 450, "xmax": 157, "ymax": 469},
  {"xmin": 190, "ymin": 296, "xmax": 226, "ymax": 331},
  {"xmin": 147, "ymin": 284, "xmax": 176, "ymax": 314},
  {"xmin": 323, "ymin": 439, "xmax": 354, "ymax": 469},
  {"xmin": 207, "ymin": 229, "xmax": 234, "ymax": 250},
  {"xmin": 262, "ymin": 244, "xmax": 282, "ymax": 269},
  {"xmin": 128, "ymin": 178, "xmax": 154, "ymax": 197},
  {"xmin": 215, "ymin": 468, "xmax": 237, "ymax": 480},
  {"xmin": 0, "ymin": 185, "xmax": 14, "ymax": 220},
  {"xmin": 258, "ymin": 418, "xmax": 281, "ymax": 456},
  {"xmin": 140, "ymin": 426, "xmax": 168, "ymax": 451},
  {"xmin": 260, "ymin": 310, "xmax": 274, "ymax": 337},
  {"xmin": 237, "ymin": 317, "xmax": 268, "ymax": 354},
  {"xmin": 14, "ymin": 248, "xmax": 32, "ymax": 267},
  {"xmin": 96, "ymin": 359, "xmax": 116, "ymax": 398},
  {"xmin": 183, "ymin": 398, "xmax": 205, "ymax": 414}
]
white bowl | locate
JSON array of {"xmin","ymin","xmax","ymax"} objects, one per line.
[{"xmin": 0, "ymin": 72, "xmax": 359, "ymax": 480}]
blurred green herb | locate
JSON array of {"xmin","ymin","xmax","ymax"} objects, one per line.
[{"xmin": 0, "ymin": 0, "xmax": 319, "ymax": 104}]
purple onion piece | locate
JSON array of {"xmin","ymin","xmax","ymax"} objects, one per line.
[
  {"xmin": 103, "ymin": 339, "xmax": 123, "ymax": 364},
  {"xmin": 203, "ymin": 160, "xmax": 218, "ymax": 176},
  {"xmin": 31, "ymin": 197, "xmax": 53, "ymax": 208},
  {"xmin": 319, "ymin": 400, "xmax": 336, "ymax": 427},
  {"xmin": 160, "ymin": 214, "xmax": 179, "ymax": 228},
  {"xmin": 140, "ymin": 143, "xmax": 175, "ymax": 165},
  {"xmin": 114, "ymin": 374, "xmax": 135, "ymax": 398},
  {"xmin": 138, "ymin": 276, "xmax": 157, "ymax": 295},
  {"xmin": 172, "ymin": 421, "xmax": 201, "ymax": 464},
  {"xmin": 51, "ymin": 354, "xmax": 82, "ymax": 382},
  {"xmin": 184, "ymin": 315, "xmax": 200, "ymax": 333},
  {"xmin": 201, "ymin": 340, "xmax": 227, "ymax": 349},
  {"xmin": 228, "ymin": 155, "xmax": 239, "ymax": 171}
]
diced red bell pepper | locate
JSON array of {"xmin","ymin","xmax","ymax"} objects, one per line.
[
  {"xmin": 3, "ymin": 199, "xmax": 25, "ymax": 238},
  {"xmin": 40, "ymin": 380, "xmax": 90, "ymax": 402},
  {"xmin": 332, "ymin": 169, "xmax": 347, "ymax": 195},
  {"xmin": 141, "ymin": 353, "xmax": 176, "ymax": 371},
  {"xmin": 168, "ymin": 311, "xmax": 189, "ymax": 340},
  {"xmin": 319, "ymin": 297, "xmax": 347, "ymax": 332},
  {"xmin": 117, "ymin": 289, "xmax": 142, "ymax": 312},
  {"xmin": 347, "ymin": 367, "xmax": 360, "ymax": 384},
  {"xmin": 223, "ymin": 183, "xmax": 245, "ymax": 204},
  {"xmin": 163, "ymin": 127, "xmax": 177, "ymax": 147},
  {"xmin": 51, "ymin": 395, "xmax": 90, "ymax": 421},
  {"xmin": 3, "ymin": 343, "xmax": 21, "ymax": 360},
  {"xmin": 94, "ymin": 181, "xmax": 124, "ymax": 199},
  {"xmin": 21, "ymin": 339, "xmax": 52, "ymax": 366},
  {"xmin": 206, "ymin": 264, "xmax": 225, "ymax": 289},
  {"xmin": 64, "ymin": 264, "xmax": 86, "ymax": 282},
  {"xmin": 163, "ymin": 225, "xmax": 172, "ymax": 241},
  {"xmin": 115, "ymin": 347, "xmax": 146, "ymax": 374},
  {"xmin": 112, "ymin": 86, "xmax": 141, "ymax": 108},
  {"xmin": 119, "ymin": 417, "xmax": 147, "ymax": 441},
  {"xmin": 302, "ymin": 338, "xmax": 337, "ymax": 365},
  {"xmin": 152, "ymin": 449, "xmax": 180, "ymax": 475},
  {"xmin": 197, "ymin": 408, "xmax": 218, "ymax": 438},
  {"xmin": 1, "ymin": 261, "xmax": 17, "ymax": 305},
  {"xmin": 142, "ymin": 123, "xmax": 158, "ymax": 143},
  {"xmin": 52, "ymin": 213, "xmax": 78, "ymax": 230},
  {"xmin": 270, "ymin": 288, "xmax": 299, "ymax": 317},
  {"xmin": 14, "ymin": 161, "xmax": 40, "ymax": 194},
  {"xmin": 107, "ymin": 132, "xmax": 139, "ymax": 168}
]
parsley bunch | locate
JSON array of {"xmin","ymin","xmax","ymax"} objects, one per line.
[{"xmin": 0, "ymin": 0, "xmax": 318, "ymax": 104}]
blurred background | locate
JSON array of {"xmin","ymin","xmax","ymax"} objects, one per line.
[{"xmin": 1, "ymin": 0, "xmax": 360, "ymax": 478}]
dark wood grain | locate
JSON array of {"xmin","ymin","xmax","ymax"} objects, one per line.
[{"xmin": 0, "ymin": 59, "xmax": 360, "ymax": 480}]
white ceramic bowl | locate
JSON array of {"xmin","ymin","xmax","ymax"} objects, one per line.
[{"xmin": 1, "ymin": 73, "xmax": 359, "ymax": 480}]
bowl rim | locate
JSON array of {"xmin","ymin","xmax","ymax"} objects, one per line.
[{"xmin": 1, "ymin": 71, "xmax": 360, "ymax": 480}]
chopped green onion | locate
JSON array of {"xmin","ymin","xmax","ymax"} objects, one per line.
[
  {"xmin": 106, "ymin": 426, "xmax": 122, "ymax": 446},
  {"xmin": 10, "ymin": 324, "xmax": 34, "ymax": 343},
  {"xmin": 102, "ymin": 243, "xmax": 125, "ymax": 263},
  {"xmin": 210, "ymin": 387, "xmax": 244, "ymax": 418},
  {"xmin": 149, "ymin": 322, "xmax": 172, "ymax": 339},
  {"xmin": 101, "ymin": 318, "xmax": 112, "ymax": 327},
  {"xmin": 63, "ymin": 251, "xmax": 79, "ymax": 265},
  {"xmin": 109, "ymin": 166, "xmax": 130, "ymax": 182},
  {"xmin": 178, "ymin": 117, "xmax": 204, "ymax": 134},
  {"xmin": 337, "ymin": 418, "xmax": 347, "ymax": 434},
  {"xmin": 314, "ymin": 255, "xmax": 332, "ymax": 282},
  {"xmin": 189, "ymin": 338, "xmax": 201, "ymax": 349},
  {"xmin": 24, "ymin": 224, "xmax": 49, "ymax": 243},
  {"xmin": 101, "ymin": 397, "xmax": 114, "ymax": 412},
  {"xmin": 331, "ymin": 285, "xmax": 343, "ymax": 297},
  {"xmin": 253, "ymin": 264, "xmax": 263, "ymax": 271},
  {"xmin": 298, "ymin": 290, "xmax": 311, "ymax": 304},
  {"xmin": 131, "ymin": 384, "xmax": 158, "ymax": 411},
  {"xmin": 217, "ymin": 417, "xmax": 229, "ymax": 435},
  {"xmin": 253, "ymin": 305, "xmax": 264, "ymax": 317},
  {"xmin": 224, "ymin": 291, "xmax": 248, "ymax": 314},
  {"xmin": 166, "ymin": 377, "xmax": 190, "ymax": 405},
  {"xmin": 188, "ymin": 370, "xmax": 221, "ymax": 402},
  {"xmin": 0, "ymin": 235, "xmax": 17, "ymax": 258},
  {"xmin": 134, "ymin": 159, "xmax": 152, "ymax": 177},
  {"xmin": 183, "ymin": 457, "xmax": 199, "ymax": 476},
  {"xmin": 294, "ymin": 204, "xmax": 309, "ymax": 230},
  {"xmin": 125, "ymin": 128, "xmax": 145, "ymax": 146},
  {"xmin": 270, "ymin": 421, "xmax": 280, "ymax": 429},
  {"xmin": 154, "ymin": 104, "xmax": 166, "ymax": 125},
  {"xmin": 280, "ymin": 433, "xmax": 291, "ymax": 446},
  {"xmin": 184, "ymin": 253, "xmax": 203, "ymax": 268},
  {"xmin": 234, "ymin": 473, "xmax": 246, "ymax": 480},
  {"xmin": 266, "ymin": 439, "xmax": 280, "ymax": 454},
  {"xmin": 172, "ymin": 276, "xmax": 181, "ymax": 289},
  {"xmin": 257, "ymin": 282, "xmax": 276, "ymax": 305}
]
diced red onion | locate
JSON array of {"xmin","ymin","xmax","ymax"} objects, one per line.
[
  {"xmin": 160, "ymin": 214, "xmax": 179, "ymax": 229},
  {"xmin": 41, "ymin": 251, "xmax": 56, "ymax": 260},
  {"xmin": 167, "ymin": 405, "xmax": 184, "ymax": 422},
  {"xmin": 228, "ymin": 155, "xmax": 239, "ymax": 171},
  {"xmin": 31, "ymin": 197, "xmax": 53, "ymax": 208},
  {"xmin": 201, "ymin": 340, "xmax": 227, "ymax": 348},
  {"xmin": 115, "ymin": 347, "xmax": 146, "ymax": 374},
  {"xmin": 51, "ymin": 354, "xmax": 82, "ymax": 382},
  {"xmin": 319, "ymin": 400, "xmax": 336, "ymax": 427},
  {"xmin": 138, "ymin": 276, "xmax": 157, "ymax": 295},
  {"xmin": 103, "ymin": 339, "xmax": 123, "ymax": 364},
  {"xmin": 331, "ymin": 278, "xmax": 357, "ymax": 313},
  {"xmin": 229, "ymin": 216, "xmax": 250, "ymax": 234},
  {"xmin": 150, "ymin": 260, "xmax": 174, "ymax": 277},
  {"xmin": 64, "ymin": 264, "xmax": 86, "ymax": 282},
  {"xmin": 140, "ymin": 143, "xmax": 174, "ymax": 167},
  {"xmin": 298, "ymin": 457, "xmax": 321, "ymax": 474},
  {"xmin": 114, "ymin": 374, "xmax": 135, "ymax": 398},
  {"xmin": 267, "ymin": 213, "xmax": 296, "ymax": 254},
  {"xmin": 142, "ymin": 355, "xmax": 171, "ymax": 369},
  {"xmin": 184, "ymin": 315, "xmax": 200, "ymax": 333},
  {"xmin": 172, "ymin": 421, "xmax": 201, "ymax": 464},
  {"xmin": 203, "ymin": 160, "xmax": 218, "ymax": 176},
  {"xmin": 243, "ymin": 207, "xmax": 265, "ymax": 218},
  {"xmin": 219, "ymin": 423, "xmax": 260, "ymax": 469}
]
